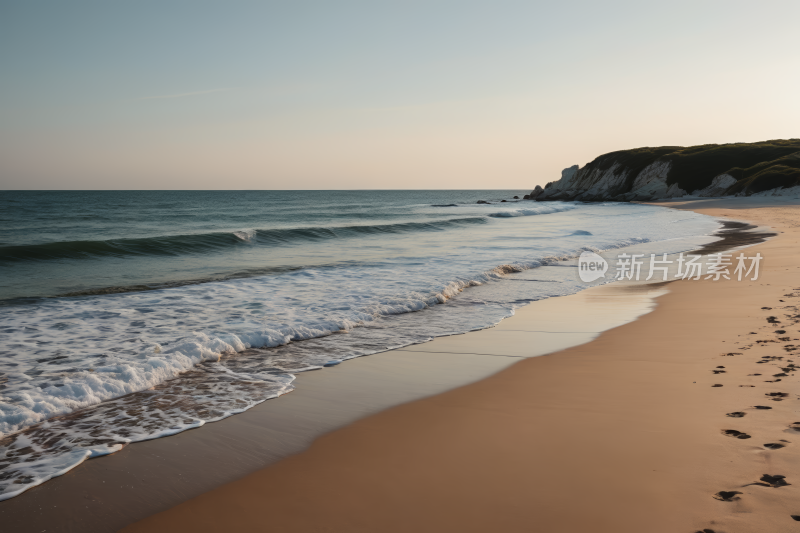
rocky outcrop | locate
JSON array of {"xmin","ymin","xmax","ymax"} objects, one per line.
[
  {"xmin": 692, "ymin": 174, "xmax": 737, "ymax": 197},
  {"xmin": 523, "ymin": 185, "xmax": 544, "ymax": 200},
  {"xmin": 536, "ymin": 161, "xmax": 666, "ymax": 202},
  {"xmin": 531, "ymin": 140, "xmax": 800, "ymax": 202}
]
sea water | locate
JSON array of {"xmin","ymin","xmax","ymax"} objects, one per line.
[{"xmin": 0, "ymin": 190, "xmax": 720, "ymax": 499}]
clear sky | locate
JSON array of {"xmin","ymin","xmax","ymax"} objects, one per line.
[{"xmin": 1, "ymin": 1, "xmax": 798, "ymax": 190}]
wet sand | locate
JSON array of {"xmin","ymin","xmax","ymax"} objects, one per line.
[{"xmin": 119, "ymin": 198, "xmax": 800, "ymax": 533}]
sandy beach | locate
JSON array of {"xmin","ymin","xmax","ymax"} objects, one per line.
[
  {"xmin": 112, "ymin": 198, "xmax": 799, "ymax": 533},
  {"xmin": 1, "ymin": 198, "xmax": 795, "ymax": 533}
]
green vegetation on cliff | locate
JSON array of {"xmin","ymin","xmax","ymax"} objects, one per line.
[
  {"xmin": 576, "ymin": 139, "xmax": 800, "ymax": 196},
  {"xmin": 665, "ymin": 140, "xmax": 800, "ymax": 192}
]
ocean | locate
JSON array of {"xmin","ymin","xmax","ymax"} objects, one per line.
[{"xmin": 0, "ymin": 190, "xmax": 721, "ymax": 499}]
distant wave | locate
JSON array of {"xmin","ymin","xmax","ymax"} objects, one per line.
[
  {"xmin": 0, "ymin": 217, "xmax": 489, "ymax": 262},
  {"xmin": 487, "ymin": 204, "xmax": 576, "ymax": 218}
]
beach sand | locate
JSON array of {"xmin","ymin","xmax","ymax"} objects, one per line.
[{"xmin": 117, "ymin": 198, "xmax": 800, "ymax": 533}]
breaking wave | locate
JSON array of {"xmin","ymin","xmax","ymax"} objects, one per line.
[
  {"xmin": 0, "ymin": 218, "xmax": 489, "ymax": 262},
  {"xmin": 487, "ymin": 204, "xmax": 577, "ymax": 218},
  {"xmin": 0, "ymin": 235, "xmax": 661, "ymax": 501}
]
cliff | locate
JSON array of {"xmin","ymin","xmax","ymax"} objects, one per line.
[{"xmin": 530, "ymin": 140, "xmax": 800, "ymax": 202}]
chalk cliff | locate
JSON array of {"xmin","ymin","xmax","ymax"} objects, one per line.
[{"xmin": 531, "ymin": 140, "xmax": 800, "ymax": 201}]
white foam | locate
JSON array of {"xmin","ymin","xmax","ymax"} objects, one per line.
[
  {"xmin": 487, "ymin": 204, "xmax": 578, "ymax": 218},
  {"xmin": 233, "ymin": 229, "xmax": 257, "ymax": 241}
]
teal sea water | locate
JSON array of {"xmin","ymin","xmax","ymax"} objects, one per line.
[{"xmin": 0, "ymin": 190, "xmax": 721, "ymax": 499}]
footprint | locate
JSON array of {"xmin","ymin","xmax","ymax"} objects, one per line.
[
  {"xmin": 722, "ymin": 429, "xmax": 751, "ymax": 439},
  {"xmin": 788, "ymin": 423, "xmax": 800, "ymax": 432},
  {"xmin": 713, "ymin": 370, "xmax": 727, "ymax": 374},
  {"xmin": 727, "ymin": 412, "xmax": 746, "ymax": 418},
  {"xmin": 712, "ymin": 384, "xmax": 724, "ymax": 387},
  {"xmin": 792, "ymin": 515, "xmax": 800, "ymax": 521},
  {"xmin": 754, "ymin": 405, "xmax": 773, "ymax": 409},
  {"xmin": 760, "ymin": 474, "xmax": 790, "ymax": 487},
  {"xmin": 749, "ymin": 373, "xmax": 762, "ymax": 376},
  {"xmin": 694, "ymin": 529, "xmax": 717, "ymax": 533},
  {"xmin": 716, "ymin": 365, "xmax": 726, "ymax": 369},
  {"xmin": 766, "ymin": 392, "xmax": 789, "ymax": 400},
  {"xmin": 764, "ymin": 443, "xmax": 786, "ymax": 450},
  {"xmin": 774, "ymin": 373, "xmax": 788, "ymax": 377},
  {"xmin": 713, "ymin": 490, "xmax": 742, "ymax": 501}
]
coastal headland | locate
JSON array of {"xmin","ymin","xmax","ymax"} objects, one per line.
[{"xmin": 527, "ymin": 139, "xmax": 800, "ymax": 202}]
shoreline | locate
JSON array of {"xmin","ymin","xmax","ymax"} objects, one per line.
[
  {"xmin": 0, "ymin": 201, "xmax": 714, "ymax": 505},
  {"xmin": 120, "ymin": 197, "xmax": 800, "ymax": 532},
  {"xmin": 0, "ymin": 199, "xmax": 778, "ymax": 532},
  {"xmin": 0, "ymin": 272, "xmax": 676, "ymax": 532}
]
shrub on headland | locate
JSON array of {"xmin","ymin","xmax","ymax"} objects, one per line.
[{"xmin": 665, "ymin": 140, "xmax": 800, "ymax": 192}]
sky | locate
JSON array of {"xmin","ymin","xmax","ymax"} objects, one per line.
[{"xmin": 1, "ymin": 0, "xmax": 799, "ymax": 190}]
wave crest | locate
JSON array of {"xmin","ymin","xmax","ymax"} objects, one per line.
[
  {"xmin": 487, "ymin": 204, "xmax": 576, "ymax": 218},
  {"xmin": 0, "ymin": 218, "xmax": 489, "ymax": 263}
]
